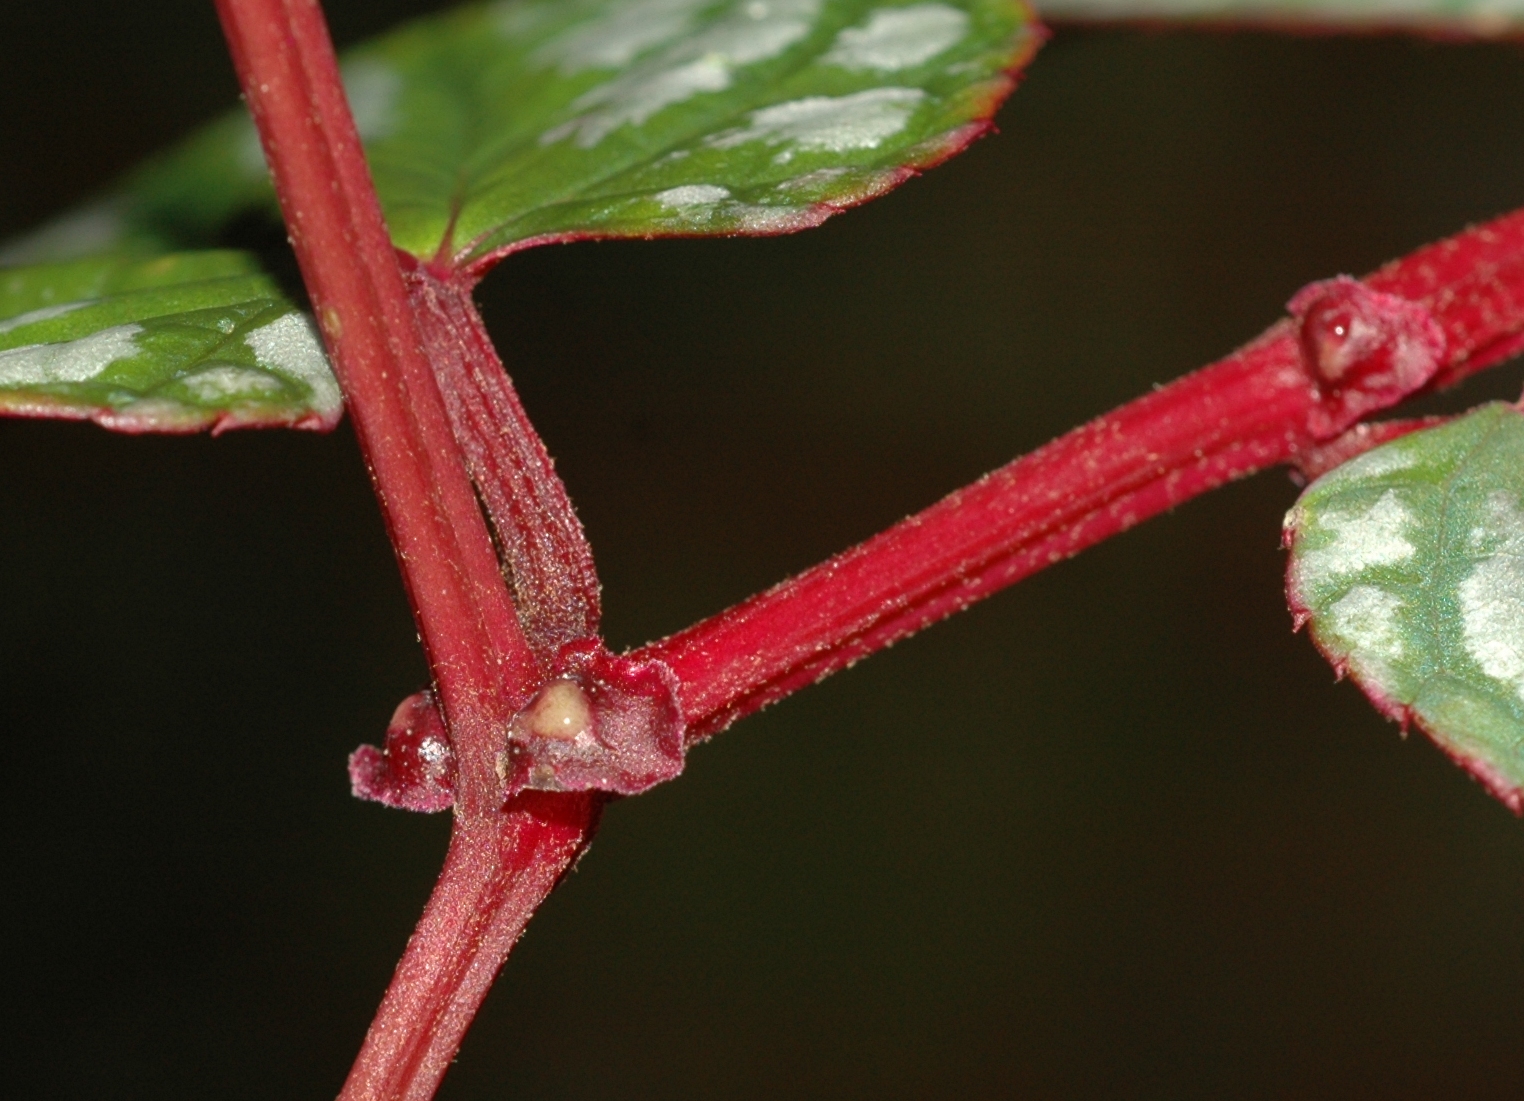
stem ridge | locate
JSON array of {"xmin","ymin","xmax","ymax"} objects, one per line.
[{"xmin": 404, "ymin": 261, "xmax": 603, "ymax": 664}]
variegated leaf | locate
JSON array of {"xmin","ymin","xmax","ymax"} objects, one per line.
[
  {"xmin": 1286, "ymin": 403, "xmax": 1524, "ymax": 813},
  {"xmin": 0, "ymin": 251, "xmax": 339, "ymax": 433},
  {"xmin": 8, "ymin": 0, "xmax": 1039, "ymax": 269}
]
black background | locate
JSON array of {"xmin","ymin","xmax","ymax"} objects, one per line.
[{"xmin": 4, "ymin": 3, "xmax": 1524, "ymax": 1097}]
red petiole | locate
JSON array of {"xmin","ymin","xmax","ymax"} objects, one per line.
[
  {"xmin": 215, "ymin": 2, "xmax": 1524, "ymax": 1099},
  {"xmin": 403, "ymin": 259, "xmax": 604, "ymax": 664}
]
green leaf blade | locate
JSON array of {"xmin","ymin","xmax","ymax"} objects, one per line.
[
  {"xmin": 1286, "ymin": 404, "xmax": 1524, "ymax": 813},
  {"xmin": 1, "ymin": 0, "xmax": 1032, "ymax": 428},
  {"xmin": 0, "ymin": 252, "xmax": 341, "ymax": 434},
  {"xmin": 408, "ymin": 0, "xmax": 1040, "ymax": 264},
  {"xmin": 22, "ymin": 0, "xmax": 1039, "ymax": 269}
]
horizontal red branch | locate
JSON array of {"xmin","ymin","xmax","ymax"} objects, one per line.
[{"xmin": 639, "ymin": 207, "xmax": 1524, "ymax": 740}]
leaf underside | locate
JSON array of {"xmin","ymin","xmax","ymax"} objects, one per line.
[
  {"xmin": 1037, "ymin": 0, "xmax": 1524, "ymax": 35},
  {"xmin": 1286, "ymin": 404, "xmax": 1524, "ymax": 813},
  {"xmin": 8, "ymin": 0, "xmax": 1041, "ymax": 270},
  {"xmin": 0, "ymin": 252, "xmax": 339, "ymax": 433}
]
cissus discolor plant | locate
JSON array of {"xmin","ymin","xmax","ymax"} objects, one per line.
[{"xmin": 9, "ymin": 0, "xmax": 1524, "ymax": 1096}]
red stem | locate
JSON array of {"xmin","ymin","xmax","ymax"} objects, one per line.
[
  {"xmin": 212, "ymin": 0, "xmax": 538, "ymax": 790},
  {"xmin": 337, "ymin": 792, "xmax": 602, "ymax": 1101},
  {"xmin": 1366, "ymin": 210, "xmax": 1524, "ymax": 386},
  {"xmin": 640, "ymin": 323, "xmax": 1313, "ymax": 736},
  {"xmin": 214, "ymin": 2, "xmax": 1524, "ymax": 1095},
  {"xmin": 213, "ymin": 6, "xmax": 600, "ymax": 1101},
  {"xmin": 404, "ymin": 262, "xmax": 603, "ymax": 662},
  {"xmin": 638, "ymin": 208, "xmax": 1524, "ymax": 739}
]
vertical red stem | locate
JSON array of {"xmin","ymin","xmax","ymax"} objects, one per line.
[
  {"xmin": 213, "ymin": 6, "xmax": 601, "ymax": 1101},
  {"xmin": 212, "ymin": 0, "xmax": 538, "ymax": 797},
  {"xmin": 337, "ymin": 793, "xmax": 602, "ymax": 1101},
  {"xmin": 404, "ymin": 263, "xmax": 603, "ymax": 662}
]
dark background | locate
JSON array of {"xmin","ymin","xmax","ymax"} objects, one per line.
[{"xmin": 4, "ymin": 3, "xmax": 1524, "ymax": 1097}]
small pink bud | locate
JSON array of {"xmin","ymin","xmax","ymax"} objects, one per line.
[
  {"xmin": 1288, "ymin": 276, "xmax": 1446, "ymax": 438},
  {"xmin": 499, "ymin": 640, "xmax": 685, "ymax": 797},
  {"xmin": 348, "ymin": 690, "xmax": 455, "ymax": 812}
]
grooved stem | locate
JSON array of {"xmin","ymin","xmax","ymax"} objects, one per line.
[
  {"xmin": 639, "ymin": 208, "xmax": 1524, "ymax": 738},
  {"xmin": 212, "ymin": 0, "xmax": 538, "ymax": 794},
  {"xmin": 213, "ymin": 7, "xmax": 600, "ymax": 1101},
  {"xmin": 336, "ymin": 793, "xmax": 602, "ymax": 1101}
]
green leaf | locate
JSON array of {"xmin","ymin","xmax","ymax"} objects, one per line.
[
  {"xmin": 1034, "ymin": 0, "xmax": 1524, "ymax": 35},
  {"xmin": 12, "ymin": 0, "xmax": 1039, "ymax": 267},
  {"xmin": 1285, "ymin": 404, "xmax": 1524, "ymax": 813},
  {"xmin": 0, "ymin": 0, "xmax": 1031, "ymax": 431},
  {"xmin": 0, "ymin": 251, "xmax": 341, "ymax": 433}
]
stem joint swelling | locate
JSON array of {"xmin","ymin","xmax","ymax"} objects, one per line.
[
  {"xmin": 1290, "ymin": 275, "xmax": 1447, "ymax": 439},
  {"xmin": 352, "ymin": 261, "xmax": 690, "ymax": 808},
  {"xmin": 352, "ymin": 640, "xmax": 687, "ymax": 808}
]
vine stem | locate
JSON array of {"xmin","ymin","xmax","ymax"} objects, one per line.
[
  {"xmin": 337, "ymin": 792, "xmax": 601, "ymax": 1101},
  {"xmin": 210, "ymin": 4, "xmax": 599, "ymax": 1101},
  {"xmin": 637, "ymin": 208, "xmax": 1524, "ymax": 739},
  {"xmin": 211, "ymin": 0, "xmax": 537, "ymax": 778},
  {"xmin": 214, "ymin": 0, "xmax": 1524, "ymax": 1096}
]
